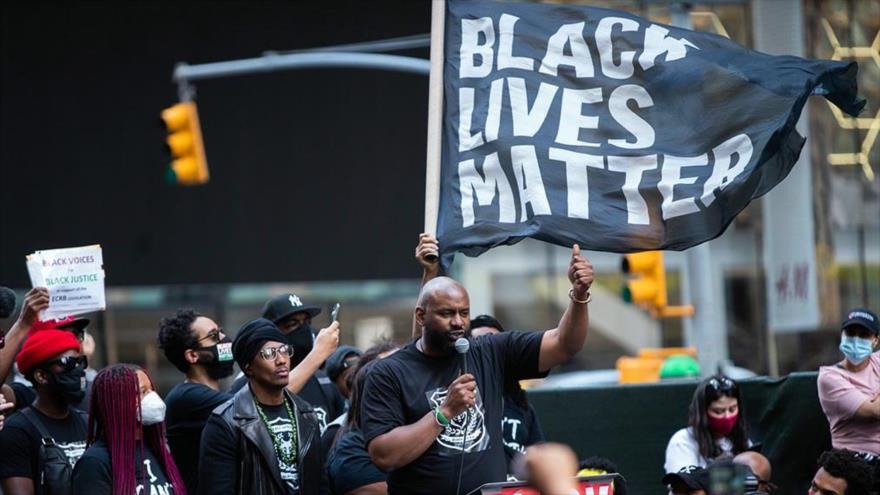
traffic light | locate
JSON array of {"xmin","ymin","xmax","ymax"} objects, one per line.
[
  {"xmin": 621, "ymin": 252, "xmax": 694, "ymax": 318},
  {"xmin": 160, "ymin": 101, "xmax": 209, "ymax": 185},
  {"xmin": 621, "ymin": 251, "xmax": 667, "ymax": 309}
]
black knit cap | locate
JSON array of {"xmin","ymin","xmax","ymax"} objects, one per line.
[{"xmin": 232, "ymin": 318, "xmax": 288, "ymax": 369}]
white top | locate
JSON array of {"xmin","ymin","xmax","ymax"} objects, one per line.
[{"xmin": 664, "ymin": 427, "xmax": 740, "ymax": 473}]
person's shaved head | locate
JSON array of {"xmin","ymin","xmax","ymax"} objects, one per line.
[
  {"xmin": 415, "ymin": 277, "xmax": 470, "ymax": 355},
  {"xmin": 417, "ymin": 277, "xmax": 468, "ymax": 308},
  {"xmin": 733, "ymin": 451, "xmax": 771, "ymax": 487}
]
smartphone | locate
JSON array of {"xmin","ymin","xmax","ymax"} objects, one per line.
[{"xmin": 330, "ymin": 303, "xmax": 341, "ymax": 323}]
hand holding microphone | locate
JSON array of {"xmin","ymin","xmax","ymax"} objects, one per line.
[
  {"xmin": 440, "ymin": 336, "xmax": 474, "ymax": 419},
  {"xmin": 441, "ymin": 373, "xmax": 476, "ymax": 419}
]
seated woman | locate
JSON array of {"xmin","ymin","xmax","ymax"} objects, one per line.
[
  {"xmin": 327, "ymin": 360, "xmax": 387, "ymax": 495},
  {"xmin": 73, "ymin": 364, "xmax": 187, "ymax": 495},
  {"xmin": 664, "ymin": 375, "xmax": 751, "ymax": 473}
]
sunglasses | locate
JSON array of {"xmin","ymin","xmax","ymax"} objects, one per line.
[
  {"xmin": 707, "ymin": 376, "xmax": 737, "ymax": 393},
  {"xmin": 259, "ymin": 344, "xmax": 292, "ymax": 361},
  {"xmin": 196, "ymin": 328, "xmax": 224, "ymax": 346},
  {"xmin": 44, "ymin": 355, "xmax": 88, "ymax": 372}
]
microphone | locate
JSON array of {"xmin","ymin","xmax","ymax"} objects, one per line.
[
  {"xmin": 453, "ymin": 336, "xmax": 470, "ymax": 495},
  {"xmin": 454, "ymin": 337, "xmax": 469, "ymax": 375},
  {"xmin": 0, "ymin": 287, "xmax": 16, "ymax": 319}
]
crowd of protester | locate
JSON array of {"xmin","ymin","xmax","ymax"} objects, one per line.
[{"xmin": 0, "ymin": 233, "xmax": 876, "ymax": 495}]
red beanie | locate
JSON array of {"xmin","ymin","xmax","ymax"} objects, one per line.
[{"xmin": 16, "ymin": 329, "xmax": 82, "ymax": 376}]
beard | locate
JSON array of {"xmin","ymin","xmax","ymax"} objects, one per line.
[{"xmin": 423, "ymin": 326, "xmax": 458, "ymax": 354}]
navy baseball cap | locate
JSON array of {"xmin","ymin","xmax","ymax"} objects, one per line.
[
  {"xmin": 262, "ymin": 293, "xmax": 322, "ymax": 323},
  {"xmin": 326, "ymin": 345, "xmax": 362, "ymax": 382},
  {"xmin": 842, "ymin": 308, "xmax": 879, "ymax": 335}
]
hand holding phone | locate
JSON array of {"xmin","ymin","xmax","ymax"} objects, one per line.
[{"xmin": 330, "ymin": 303, "xmax": 341, "ymax": 323}]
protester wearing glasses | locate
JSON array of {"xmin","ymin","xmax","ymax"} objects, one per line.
[
  {"xmin": 0, "ymin": 328, "xmax": 88, "ymax": 494},
  {"xmin": 7, "ymin": 316, "xmax": 93, "ymax": 413},
  {"xmin": 198, "ymin": 318, "xmax": 325, "ymax": 495},
  {"xmin": 158, "ymin": 309, "xmax": 236, "ymax": 495},
  {"xmin": 664, "ymin": 375, "xmax": 752, "ymax": 473},
  {"xmin": 0, "ymin": 287, "xmax": 93, "ymax": 415},
  {"xmin": 817, "ymin": 308, "xmax": 880, "ymax": 460},
  {"xmin": 72, "ymin": 365, "xmax": 186, "ymax": 495},
  {"xmin": 230, "ymin": 294, "xmax": 345, "ymax": 435}
]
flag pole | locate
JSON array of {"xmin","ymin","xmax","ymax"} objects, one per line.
[{"xmin": 424, "ymin": 0, "xmax": 446, "ymax": 239}]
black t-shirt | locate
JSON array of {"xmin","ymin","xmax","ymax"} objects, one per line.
[
  {"xmin": 327, "ymin": 428, "xmax": 386, "ymax": 495},
  {"xmin": 361, "ymin": 331, "xmax": 547, "ymax": 495},
  {"xmin": 72, "ymin": 439, "xmax": 175, "ymax": 495},
  {"xmin": 164, "ymin": 382, "xmax": 232, "ymax": 495},
  {"xmin": 258, "ymin": 401, "xmax": 301, "ymax": 494},
  {"xmin": 232, "ymin": 371, "xmax": 345, "ymax": 435},
  {"xmin": 0, "ymin": 406, "xmax": 87, "ymax": 481},
  {"xmin": 501, "ymin": 395, "xmax": 545, "ymax": 470}
]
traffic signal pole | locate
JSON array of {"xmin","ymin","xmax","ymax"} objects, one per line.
[
  {"xmin": 172, "ymin": 51, "xmax": 430, "ymax": 85},
  {"xmin": 164, "ymin": 45, "xmax": 432, "ymax": 186}
]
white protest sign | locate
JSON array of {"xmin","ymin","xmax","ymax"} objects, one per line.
[{"xmin": 26, "ymin": 245, "xmax": 106, "ymax": 319}]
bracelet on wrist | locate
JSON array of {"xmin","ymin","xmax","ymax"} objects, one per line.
[
  {"xmin": 433, "ymin": 406, "xmax": 450, "ymax": 427},
  {"xmin": 569, "ymin": 288, "xmax": 591, "ymax": 304}
]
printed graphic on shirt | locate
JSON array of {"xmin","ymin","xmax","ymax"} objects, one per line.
[
  {"xmin": 501, "ymin": 416, "xmax": 525, "ymax": 455},
  {"xmin": 57, "ymin": 440, "xmax": 87, "ymax": 467},
  {"xmin": 426, "ymin": 387, "xmax": 490, "ymax": 454},
  {"xmin": 137, "ymin": 458, "xmax": 174, "ymax": 495},
  {"xmin": 265, "ymin": 415, "xmax": 300, "ymax": 490},
  {"xmin": 313, "ymin": 406, "xmax": 328, "ymax": 434}
]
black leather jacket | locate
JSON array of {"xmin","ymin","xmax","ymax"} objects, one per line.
[{"xmin": 197, "ymin": 385, "xmax": 324, "ymax": 495}]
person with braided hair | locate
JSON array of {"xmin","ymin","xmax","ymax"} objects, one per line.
[{"xmin": 72, "ymin": 364, "xmax": 186, "ymax": 495}]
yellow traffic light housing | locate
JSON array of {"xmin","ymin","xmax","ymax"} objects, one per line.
[
  {"xmin": 622, "ymin": 251, "xmax": 666, "ymax": 308},
  {"xmin": 621, "ymin": 251, "xmax": 694, "ymax": 318},
  {"xmin": 161, "ymin": 102, "xmax": 209, "ymax": 185}
]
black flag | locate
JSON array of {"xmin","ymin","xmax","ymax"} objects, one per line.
[{"xmin": 437, "ymin": 0, "xmax": 864, "ymax": 268}]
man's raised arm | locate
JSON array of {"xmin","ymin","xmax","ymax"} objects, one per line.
[
  {"xmin": 0, "ymin": 288, "xmax": 49, "ymax": 405},
  {"xmin": 285, "ymin": 321, "xmax": 340, "ymax": 394},
  {"xmin": 411, "ymin": 233, "xmax": 440, "ymax": 340},
  {"xmin": 538, "ymin": 244, "xmax": 592, "ymax": 372}
]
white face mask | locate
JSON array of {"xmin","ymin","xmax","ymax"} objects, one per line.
[{"xmin": 140, "ymin": 391, "xmax": 166, "ymax": 426}]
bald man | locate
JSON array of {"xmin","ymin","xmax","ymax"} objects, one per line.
[
  {"xmin": 733, "ymin": 451, "xmax": 772, "ymax": 492},
  {"xmin": 361, "ymin": 238, "xmax": 593, "ymax": 495}
]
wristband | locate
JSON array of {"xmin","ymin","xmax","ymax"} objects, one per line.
[
  {"xmin": 433, "ymin": 406, "xmax": 450, "ymax": 427},
  {"xmin": 569, "ymin": 288, "xmax": 591, "ymax": 304}
]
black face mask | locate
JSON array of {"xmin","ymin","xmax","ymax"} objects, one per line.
[
  {"xmin": 44, "ymin": 365, "xmax": 86, "ymax": 405},
  {"xmin": 196, "ymin": 337, "xmax": 235, "ymax": 380},
  {"xmin": 286, "ymin": 324, "xmax": 314, "ymax": 367}
]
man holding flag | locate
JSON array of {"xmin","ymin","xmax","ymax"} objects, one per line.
[{"xmin": 361, "ymin": 242, "xmax": 593, "ymax": 494}]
